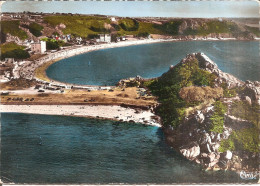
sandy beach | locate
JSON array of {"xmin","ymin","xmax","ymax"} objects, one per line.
[
  {"xmin": 20, "ymin": 37, "xmax": 245, "ymax": 89},
  {"xmin": 21, "ymin": 38, "xmax": 176, "ymax": 86},
  {"xmin": 0, "ymin": 104, "xmax": 161, "ymax": 127}
]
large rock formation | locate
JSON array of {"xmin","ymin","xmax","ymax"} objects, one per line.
[
  {"xmin": 241, "ymin": 80, "xmax": 260, "ymax": 105},
  {"xmin": 161, "ymin": 53, "xmax": 259, "ymax": 172},
  {"xmin": 195, "ymin": 53, "xmax": 244, "ymax": 88}
]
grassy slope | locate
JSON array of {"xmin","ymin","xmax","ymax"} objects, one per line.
[
  {"xmin": 28, "ymin": 22, "xmax": 44, "ymax": 37},
  {"xmin": 245, "ymin": 26, "xmax": 260, "ymax": 37},
  {"xmin": 0, "ymin": 42, "xmax": 25, "ymax": 53},
  {"xmin": 43, "ymin": 15, "xmax": 111, "ymax": 37},
  {"xmin": 1, "ymin": 21, "xmax": 28, "ymax": 40},
  {"xmin": 219, "ymin": 100, "xmax": 259, "ymax": 153},
  {"xmin": 43, "ymin": 15, "xmax": 249, "ymax": 38},
  {"xmin": 0, "ymin": 42, "xmax": 30, "ymax": 60}
]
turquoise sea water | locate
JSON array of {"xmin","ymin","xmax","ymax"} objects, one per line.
[
  {"xmin": 46, "ymin": 41, "xmax": 260, "ymax": 86},
  {"xmin": 1, "ymin": 113, "xmax": 251, "ymax": 184}
]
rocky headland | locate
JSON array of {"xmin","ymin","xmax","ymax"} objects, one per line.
[{"xmin": 124, "ymin": 53, "xmax": 259, "ymax": 173}]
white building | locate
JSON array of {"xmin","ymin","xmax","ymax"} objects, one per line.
[
  {"xmin": 110, "ymin": 17, "xmax": 116, "ymax": 22},
  {"xmin": 31, "ymin": 41, "xmax": 46, "ymax": 54},
  {"xmin": 96, "ymin": 34, "xmax": 111, "ymax": 43}
]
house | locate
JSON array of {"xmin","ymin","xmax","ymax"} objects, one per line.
[
  {"xmin": 96, "ymin": 34, "xmax": 111, "ymax": 43},
  {"xmin": 110, "ymin": 17, "xmax": 116, "ymax": 22},
  {"xmin": 5, "ymin": 58, "xmax": 15, "ymax": 64},
  {"xmin": 31, "ymin": 41, "xmax": 46, "ymax": 54}
]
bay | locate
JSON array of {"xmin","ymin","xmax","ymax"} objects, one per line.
[{"xmin": 46, "ymin": 41, "xmax": 260, "ymax": 86}]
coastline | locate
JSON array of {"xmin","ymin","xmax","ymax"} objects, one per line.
[
  {"xmin": 0, "ymin": 104, "xmax": 161, "ymax": 127},
  {"xmin": 25, "ymin": 39, "xmax": 178, "ymax": 88},
  {"xmin": 21, "ymin": 37, "xmax": 259, "ymax": 89},
  {"xmin": 6, "ymin": 38, "xmax": 259, "ymax": 128}
]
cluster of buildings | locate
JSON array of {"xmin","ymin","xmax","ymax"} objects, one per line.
[
  {"xmin": 2, "ymin": 12, "xmax": 44, "ymax": 22},
  {"xmin": 52, "ymin": 34, "xmax": 71, "ymax": 43}
]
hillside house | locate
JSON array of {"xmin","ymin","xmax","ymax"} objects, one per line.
[
  {"xmin": 31, "ymin": 41, "xmax": 46, "ymax": 54},
  {"xmin": 110, "ymin": 17, "xmax": 116, "ymax": 22}
]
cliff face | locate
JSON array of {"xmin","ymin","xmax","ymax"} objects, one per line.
[
  {"xmin": 177, "ymin": 19, "xmax": 257, "ymax": 40},
  {"xmin": 154, "ymin": 53, "xmax": 259, "ymax": 172},
  {"xmin": 164, "ymin": 101, "xmax": 258, "ymax": 172}
]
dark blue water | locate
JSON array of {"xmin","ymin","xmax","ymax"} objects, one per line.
[
  {"xmin": 1, "ymin": 113, "xmax": 250, "ymax": 184},
  {"xmin": 46, "ymin": 41, "xmax": 260, "ymax": 86}
]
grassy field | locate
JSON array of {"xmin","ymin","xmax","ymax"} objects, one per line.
[
  {"xmin": 0, "ymin": 42, "xmax": 29, "ymax": 60},
  {"xmin": 44, "ymin": 15, "xmax": 111, "ymax": 37},
  {"xmin": 117, "ymin": 21, "xmax": 164, "ymax": 36},
  {"xmin": 28, "ymin": 22, "xmax": 44, "ymax": 37},
  {"xmin": 245, "ymin": 26, "xmax": 260, "ymax": 37},
  {"xmin": 1, "ymin": 87, "xmax": 156, "ymax": 107},
  {"xmin": 0, "ymin": 78, "xmax": 38, "ymax": 90},
  {"xmin": 0, "ymin": 21, "xmax": 28, "ymax": 40},
  {"xmin": 0, "ymin": 42, "xmax": 25, "ymax": 53}
]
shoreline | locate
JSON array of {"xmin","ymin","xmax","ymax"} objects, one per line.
[
  {"xmin": 0, "ymin": 104, "xmax": 161, "ymax": 127},
  {"xmin": 20, "ymin": 38, "xmax": 259, "ymax": 89},
  {"xmin": 25, "ymin": 39, "xmax": 178, "ymax": 89}
]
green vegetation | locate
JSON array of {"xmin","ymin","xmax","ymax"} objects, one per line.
[
  {"xmin": 219, "ymin": 100, "xmax": 259, "ymax": 153},
  {"xmin": 154, "ymin": 20, "xmax": 183, "ymax": 35},
  {"xmin": 44, "ymin": 15, "xmax": 111, "ymax": 37},
  {"xmin": 28, "ymin": 23, "xmax": 44, "ymax": 37},
  {"xmin": 230, "ymin": 100, "xmax": 260, "ymax": 128},
  {"xmin": 219, "ymin": 128, "xmax": 259, "ymax": 153},
  {"xmin": 245, "ymin": 26, "xmax": 260, "ymax": 37},
  {"xmin": 220, "ymin": 82, "xmax": 243, "ymax": 98},
  {"xmin": 0, "ymin": 42, "xmax": 29, "ymax": 60},
  {"xmin": 119, "ymin": 18, "xmax": 139, "ymax": 31},
  {"xmin": 185, "ymin": 20, "xmax": 236, "ymax": 36},
  {"xmin": 144, "ymin": 58, "xmax": 216, "ymax": 127},
  {"xmin": 0, "ymin": 42, "xmax": 25, "ymax": 53},
  {"xmin": 43, "ymin": 15, "xmax": 250, "ymax": 39},
  {"xmin": 117, "ymin": 21, "xmax": 162, "ymax": 36},
  {"xmin": 0, "ymin": 21, "xmax": 28, "ymax": 40},
  {"xmin": 210, "ymin": 101, "xmax": 227, "ymax": 133},
  {"xmin": 41, "ymin": 38, "xmax": 65, "ymax": 50},
  {"xmin": 223, "ymin": 88, "xmax": 237, "ymax": 98},
  {"xmin": 136, "ymin": 32, "xmax": 150, "ymax": 38}
]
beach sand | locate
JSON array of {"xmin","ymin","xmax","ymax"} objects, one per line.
[{"xmin": 0, "ymin": 104, "xmax": 161, "ymax": 127}]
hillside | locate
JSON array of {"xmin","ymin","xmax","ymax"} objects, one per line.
[
  {"xmin": 1, "ymin": 13, "xmax": 260, "ymax": 42},
  {"xmin": 0, "ymin": 13, "xmax": 259, "ymax": 61}
]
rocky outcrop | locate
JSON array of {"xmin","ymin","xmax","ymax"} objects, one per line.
[
  {"xmin": 177, "ymin": 19, "xmax": 257, "ymax": 39},
  {"xmin": 195, "ymin": 53, "xmax": 244, "ymax": 88},
  {"xmin": 161, "ymin": 53, "xmax": 259, "ymax": 173},
  {"xmin": 241, "ymin": 80, "xmax": 260, "ymax": 105},
  {"xmin": 6, "ymin": 33, "xmax": 23, "ymax": 44},
  {"xmin": 163, "ymin": 103, "xmax": 257, "ymax": 172}
]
